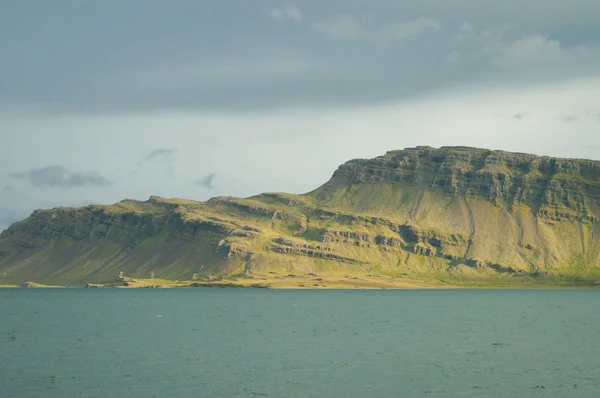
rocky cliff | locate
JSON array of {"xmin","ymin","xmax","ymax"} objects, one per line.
[{"xmin": 1, "ymin": 146, "xmax": 600, "ymax": 285}]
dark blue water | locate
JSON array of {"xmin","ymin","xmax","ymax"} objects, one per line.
[{"xmin": 1, "ymin": 289, "xmax": 600, "ymax": 397}]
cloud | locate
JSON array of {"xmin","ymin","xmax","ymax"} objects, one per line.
[
  {"xmin": 390, "ymin": 18, "xmax": 441, "ymax": 40},
  {"xmin": 268, "ymin": 5, "xmax": 302, "ymax": 22},
  {"xmin": 561, "ymin": 115, "xmax": 578, "ymax": 123},
  {"xmin": 2, "ymin": 1, "xmax": 600, "ymax": 114},
  {"xmin": 11, "ymin": 166, "xmax": 111, "ymax": 190},
  {"xmin": 491, "ymin": 34, "xmax": 563, "ymax": 68},
  {"xmin": 139, "ymin": 148, "xmax": 176, "ymax": 177},
  {"xmin": 589, "ymin": 144, "xmax": 599, "ymax": 149},
  {"xmin": 197, "ymin": 173, "xmax": 216, "ymax": 189},
  {"xmin": 450, "ymin": 24, "xmax": 590, "ymax": 74},
  {"xmin": 313, "ymin": 14, "xmax": 363, "ymax": 39},
  {"xmin": 313, "ymin": 15, "xmax": 439, "ymax": 41},
  {"xmin": 117, "ymin": 59, "xmax": 321, "ymax": 91},
  {"xmin": 513, "ymin": 112, "xmax": 527, "ymax": 120},
  {"xmin": 454, "ymin": 22, "xmax": 475, "ymax": 42},
  {"xmin": 142, "ymin": 148, "xmax": 177, "ymax": 162},
  {"xmin": 2, "ymin": 185, "xmax": 14, "ymax": 193}
]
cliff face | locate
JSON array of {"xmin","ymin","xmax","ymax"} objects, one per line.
[
  {"xmin": 323, "ymin": 146, "xmax": 600, "ymax": 221},
  {"xmin": 2, "ymin": 146, "xmax": 600, "ymax": 285}
]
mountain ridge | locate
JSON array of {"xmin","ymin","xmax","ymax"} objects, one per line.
[{"xmin": 2, "ymin": 146, "xmax": 600, "ymax": 287}]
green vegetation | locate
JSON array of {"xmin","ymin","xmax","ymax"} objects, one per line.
[{"xmin": 1, "ymin": 146, "xmax": 600, "ymax": 288}]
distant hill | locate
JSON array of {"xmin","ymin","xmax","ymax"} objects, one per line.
[{"xmin": 2, "ymin": 146, "xmax": 600, "ymax": 286}]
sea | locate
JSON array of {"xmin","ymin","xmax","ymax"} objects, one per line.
[{"xmin": 1, "ymin": 288, "xmax": 599, "ymax": 397}]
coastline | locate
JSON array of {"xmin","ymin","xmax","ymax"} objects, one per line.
[{"xmin": 2, "ymin": 272, "xmax": 599, "ymax": 289}]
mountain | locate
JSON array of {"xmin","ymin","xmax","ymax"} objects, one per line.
[{"xmin": 2, "ymin": 146, "xmax": 600, "ymax": 287}]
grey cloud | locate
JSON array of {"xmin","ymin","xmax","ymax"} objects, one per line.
[
  {"xmin": 197, "ymin": 174, "xmax": 216, "ymax": 190},
  {"xmin": 142, "ymin": 148, "xmax": 177, "ymax": 162},
  {"xmin": 583, "ymin": 111, "xmax": 600, "ymax": 121},
  {"xmin": 449, "ymin": 23, "xmax": 599, "ymax": 81},
  {"xmin": 561, "ymin": 115, "xmax": 579, "ymax": 123},
  {"xmin": 490, "ymin": 34, "xmax": 563, "ymax": 69},
  {"xmin": 589, "ymin": 144, "xmax": 599, "ymax": 149},
  {"xmin": 140, "ymin": 148, "xmax": 176, "ymax": 177},
  {"xmin": 313, "ymin": 14, "xmax": 364, "ymax": 38},
  {"xmin": 313, "ymin": 14, "xmax": 440, "ymax": 41},
  {"xmin": 268, "ymin": 5, "xmax": 303, "ymax": 22},
  {"xmin": 1, "ymin": 1, "xmax": 600, "ymax": 113},
  {"xmin": 2, "ymin": 185, "xmax": 14, "ymax": 193},
  {"xmin": 11, "ymin": 166, "xmax": 111, "ymax": 189},
  {"xmin": 513, "ymin": 113, "xmax": 527, "ymax": 120},
  {"xmin": 389, "ymin": 18, "xmax": 440, "ymax": 40},
  {"xmin": 123, "ymin": 59, "xmax": 320, "ymax": 89}
]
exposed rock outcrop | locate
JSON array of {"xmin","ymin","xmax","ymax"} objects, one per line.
[
  {"xmin": 327, "ymin": 146, "xmax": 600, "ymax": 219},
  {"xmin": 269, "ymin": 245, "xmax": 363, "ymax": 264}
]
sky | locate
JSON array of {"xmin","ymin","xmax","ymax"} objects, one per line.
[{"xmin": 1, "ymin": 0, "xmax": 600, "ymax": 230}]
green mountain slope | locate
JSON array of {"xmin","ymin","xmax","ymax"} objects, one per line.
[{"xmin": 2, "ymin": 146, "xmax": 600, "ymax": 286}]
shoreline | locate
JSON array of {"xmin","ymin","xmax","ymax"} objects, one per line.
[
  {"xmin": 2, "ymin": 285, "xmax": 599, "ymax": 290},
  {"xmin": 3, "ymin": 273, "xmax": 600, "ymax": 290}
]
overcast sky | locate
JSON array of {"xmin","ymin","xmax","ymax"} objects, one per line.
[{"xmin": 2, "ymin": 0, "xmax": 600, "ymax": 229}]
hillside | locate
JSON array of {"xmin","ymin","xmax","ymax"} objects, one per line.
[{"xmin": 2, "ymin": 146, "xmax": 600, "ymax": 287}]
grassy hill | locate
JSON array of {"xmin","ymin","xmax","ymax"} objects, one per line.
[{"xmin": 2, "ymin": 146, "xmax": 600, "ymax": 287}]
